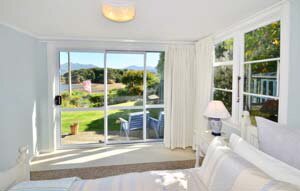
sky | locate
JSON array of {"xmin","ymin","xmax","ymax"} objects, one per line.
[{"xmin": 60, "ymin": 52, "xmax": 161, "ymax": 69}]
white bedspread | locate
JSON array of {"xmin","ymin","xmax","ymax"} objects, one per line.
[{"xmin": 70, "ymin": 168, "xmax": 207, "ymax": 191}]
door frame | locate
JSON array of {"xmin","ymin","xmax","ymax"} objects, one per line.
[{"xmin": 55, "ymin": 49, "xmax": 165, "ymax": 149}]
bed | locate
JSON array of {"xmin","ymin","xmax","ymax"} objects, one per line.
[{"xmin": 1, "ymin": 113, "xmax": 300, "ymax": 191}]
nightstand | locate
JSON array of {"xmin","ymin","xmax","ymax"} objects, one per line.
[{"xmin": 195, "ymin": 130, "xmax": 228, "ymax": 167}]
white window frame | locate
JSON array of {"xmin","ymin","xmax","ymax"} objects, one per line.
[
  {"xmin": 212, "ymin": 2, "xmax": 289, "ymax": 127},
  {"xmin": 58, "ymin": 50, "xmax": 165, "ymax": 148},
  {"xmin": 212, "ymin": 37, "xmax": 236, "ymax": 122},
  {"xmin": 45, "ymin": 40, "xmax": 172, "ymax": 150}
]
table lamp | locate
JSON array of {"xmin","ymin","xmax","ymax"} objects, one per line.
[{"xmin": 203, "ymin": 101, "xmax": 230, "ymax": 136}]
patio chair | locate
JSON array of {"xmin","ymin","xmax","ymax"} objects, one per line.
[
  {"xmin": 149, "ymin": 111, "xmax": 164, "ymax": 138},
  {"xmin": 119, "ymin": 111, "xmax": 149, "ymax": 140}
]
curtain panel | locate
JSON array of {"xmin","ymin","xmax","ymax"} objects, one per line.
[
  {"xmin": 164, "ymin": 37, "xmax": 213, "ymax": 149},
  {"xmin": 192, "ymin": 37, "xmax": 213, "ymax": 148},
  {"xmin": 164, "ymin": 45, "xmax": 195, "ymax": 149}
]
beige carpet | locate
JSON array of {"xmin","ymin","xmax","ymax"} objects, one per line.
[
  {"xmin": 31, "ymin": 160, "xmax": 195, "ymax": 180},
  {"xmin": 31, "ymin": 143, "xmax": 195, "ymax": 171}
]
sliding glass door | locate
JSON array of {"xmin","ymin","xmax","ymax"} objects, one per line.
[{"xmin": 58, "ymin": 51, "xmax": 164, "ymax": 146}]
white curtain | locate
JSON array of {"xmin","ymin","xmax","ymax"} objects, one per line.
[
  {"xmin": 164, "ymin": 37, "xmax": 213, "ymax": 149},
  {"xmin": 192, "ymin": 37, "xmax": 213, "ymax": 148},
  {"xmin": 164, "ymin": 45, "xmax": 196, "ymax": 149}
]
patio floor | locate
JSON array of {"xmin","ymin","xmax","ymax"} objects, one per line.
[{"xmin": 61, "ymin": 129, "xmax": 160, "ymax": 145}]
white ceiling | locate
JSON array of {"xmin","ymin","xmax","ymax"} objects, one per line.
[{"xmin": 0, "ymin": 0, "xmax": 281, "ymax": 41}]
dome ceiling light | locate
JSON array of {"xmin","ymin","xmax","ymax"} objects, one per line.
[{"xmin": 102, "ymin": 0, "xmax": 135, "ymax": 22}]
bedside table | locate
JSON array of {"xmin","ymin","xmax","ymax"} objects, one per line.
[{"xmin": 195, "ymin": 130, "xmax": 228, "ymax": 167}]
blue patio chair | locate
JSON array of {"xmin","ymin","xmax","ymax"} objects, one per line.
[
  {"xmin": 119, "ymin": 111, "xmax": 149, "ymax": 140},
  {"xmin": 149, "ymin": 111, "xmax": 164, "ymax": 138}
]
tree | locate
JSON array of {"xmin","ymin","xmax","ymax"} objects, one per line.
[
  {"xmin": 245, "ymin": 21, "xmax": 280, "ymax": 62},
  {"xmin": 156, "ymin": 52, "xmax": 165, "ymax": 78},
  {"xmin": 121, "ymin": 70, "xmax": 159, "ymax": 95}
]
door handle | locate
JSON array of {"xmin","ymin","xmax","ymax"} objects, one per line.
[
  {"xmin": 55, "ymin": 95, "xmax": 62, "ymax": 106},
  {"xmin": 237, "ymin": 76, "xmax": 241, "ymax": 103}
]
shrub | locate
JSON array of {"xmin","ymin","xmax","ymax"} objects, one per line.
[{"xmin": 88, "ymin": 94, "xmax": 104, "ymax": 107}]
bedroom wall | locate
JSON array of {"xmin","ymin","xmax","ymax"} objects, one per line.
[
  {"xmin": 287, "ymin": 0, "xmax": 300, "ymax": 129},
  {"xmin": 0, "ymin": 24, "xmax": 47, "ymax": 170}
]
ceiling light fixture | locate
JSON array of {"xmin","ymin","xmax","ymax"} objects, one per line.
[{"xmin": 102, "ymin": 0, "xmax": 135, "ymax": 22}]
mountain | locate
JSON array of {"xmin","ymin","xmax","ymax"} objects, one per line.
[
  {"xmin": 126, "ymin": 65, "xmax": 157, "ymax": 73},
  {"xmin": 60, "ymin": 63, "xmax": 157, "ymax": 74},
  {"xmin": 60, "ymin": 63, "xmax": 99, "ymax": 74}
]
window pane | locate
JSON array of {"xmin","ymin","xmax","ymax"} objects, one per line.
[
  {"xmin": 213, "ymin": 90, "xmax": 232, "ymax": 114},
  {"xmin": 60, "ymin": 52, "xmax": 105, "ymax": 108},
  {"xmin": 214, "ymin": 65, "xmax": 233, "ymax": 90},
  {"xmin": 147, "ymin": 108, "xmax": 164, "ymax": 139},
  {"xmin": 146, "ymin": 52, "xmax": 164, "ymax": 105},
  {"xmin": 243, "ymin": 95, "xmax": 278, "ymax": 125},
  {"xmin": 61, "ymin": 111, "xmax": 104, "ymax": 145},
  {"xmin": 108, "ymin": 109, "xmax": 143, "ymax": 142},
  {"xmin": 245, "ymin": 21, "xmax": 280, "ymax": 61},
  {"xmin": 215, "ymin": 38, "xmax": 233, "ymax": 62},
  {"xmin": 107, "ymin": 53, "xmax": 144, "ymax": 106},
  {"xmin": 244, "ymin": 61, "xmax": 279, "ymax": 96}
]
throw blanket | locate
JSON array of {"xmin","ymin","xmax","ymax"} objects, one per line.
[
  {"xmin": 70, "ymin": 169, "xmax": 207, "ymax": 191},
  {"xmin": 9, "ymin": 177, "xmax": 80, "ymax": 191}
]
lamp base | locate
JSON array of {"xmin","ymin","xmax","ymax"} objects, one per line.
[{"xmin": 209, "ymin": 118, "xmax": 222, "ymax": 137}]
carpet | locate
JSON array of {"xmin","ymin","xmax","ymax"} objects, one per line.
[{"xmin": 30, "ymin": 160, "xmax": 195, "ymax": 180}]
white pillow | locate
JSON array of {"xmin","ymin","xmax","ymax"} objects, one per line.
[
  {"xmin": 229, "ymin": 133, "xmax": 300, "ymax": 187},
  {"xmin": 256, "ymin": 117, "xmax": 300, "ymax": 170},
  {"xmin": 231, "ymin": 169, "xmax": 300, "ymax": 191},
  {"xmin": 198, "ymin": 139, "xmax": 300, "ymax": 191}
]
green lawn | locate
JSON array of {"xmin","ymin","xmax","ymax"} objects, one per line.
[{"xmin": 61, "ymin": 101, "xmax": 162, "ymax": 134}]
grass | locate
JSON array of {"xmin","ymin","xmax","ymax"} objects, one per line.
[{"xmin": 61, "ymin": 101, "xmax": 162, "ymax": 134}]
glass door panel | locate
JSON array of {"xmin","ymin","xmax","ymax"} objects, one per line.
[
  {"xmin": 61, "ymin": 111, "xmax": 105, "ymax": 144},
  {"xmin": 147, "ymin": 108, "xmax": 164, "ymax": 139},
  {"xmin": 106, "ymin": 53, "xmax": 144, "ymax": 107},
  {"xmin": 108, "ymin": 109, "xmax": 143, "ymax": 142},
  {"xmin": 146, "ymin": 52, "xmax": 164, "ymax": 105},
  {"xmin": 59, "ymin": 52, "xmax": 105, "ymax": 145},
  {"xmin": 58, "ymin": 51, "xmax": 165, "ymax": 146}
]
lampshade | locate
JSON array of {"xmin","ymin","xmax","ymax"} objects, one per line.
[
  {"xmin": 203, "ymin": 101, "xmax": 230, "ymax": 119},
  {"xmin": 102, "ymin": 0, "xmax": 135, "ymax": 22}
]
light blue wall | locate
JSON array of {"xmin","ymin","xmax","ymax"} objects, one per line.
[
  {"xmin": 287, "ymin": 0, "xmax": 300, "ymax": 129},
  {"xmin": 0, "ymin": 25, "xmax": 47, "ymax": 170}
]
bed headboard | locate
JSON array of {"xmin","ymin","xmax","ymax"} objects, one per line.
[
  {"xmin": 241, "ymin": 111, "xmax": 259, "ymax": 148},
  {"xmin": 0, "ymin": 146, "xmax": 30, "ymax": 191}
]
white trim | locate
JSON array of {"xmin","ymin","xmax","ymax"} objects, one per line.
[
  {"xmin": 107, "ymin": 105, "xmax": 144, "ymax": 110},
  {"xmin": 0, "ymin": 23, "xmax": 38, "ymax": 38},
  {"xmin": 143, "ymin": 52, "xmax": 147, "ymax": 141},
  {"xmin": 146, "ymin": 104, "xmax": 164, "ymax": 109},
  {"xmin": 104, "ymin": 51, "xmax": 108, "ymax": 144},
  {"xmin": 0, "ymin": 22, "xmax": 194, "ymax": 45},
  {"xmin": 39, "ymin": 37, "xmax": 195, "ymax": 45},
  {"xmin": 213, "ymin": 61, "xmax": 234, "ymax": 67},
  {"xmin": 213, "ymin": 88, "xmax": 233, "ymax": 93},
  {"xmin": 277, "ymin": 1, "xmax": 290, "ymax": 125},
  {"xmin": 244, "ymin": 57, "xmax": 280, "ymax": 64},
  {"xmin": 61, "ymin": 107, "xmax": 105, "ymax": 112},
  {"xmin": 238, "ymin": 32, "xmax": 245, "ymax": 124},
  {"xmin": 243, "ymin": 92, "xmax": 279, "ymax": 99}
]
